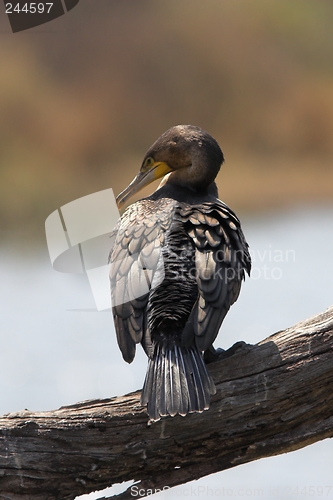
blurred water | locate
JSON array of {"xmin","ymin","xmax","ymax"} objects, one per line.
[{"xmin": 0, "ymin": 206, "xmax": 332, "ymax": 499}]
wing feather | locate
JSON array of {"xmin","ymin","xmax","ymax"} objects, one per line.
[
  {"xmin": 110, "ymin": 198, "xmax": 175, "ymax": 362},
  {"xmin": 180, "ymin": 200, "xmax": 251, "ymax": 351},
  {"xmin": 111, "ymin": 196, "xmax": 250, "ymax": 362}
]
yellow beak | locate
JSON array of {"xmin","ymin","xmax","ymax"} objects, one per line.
[{"xmin": 116, "ymin": 161, "xmax": 172, "ymax": 209}]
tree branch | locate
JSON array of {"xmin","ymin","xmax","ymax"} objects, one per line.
[{"xmin": 1, "ymin": 306, "xmax": 333, "ymax": 500}]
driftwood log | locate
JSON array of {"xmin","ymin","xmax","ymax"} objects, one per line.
[{"xmin": 0, "ymin": 306, "xmax": 333, "ymax": 500}]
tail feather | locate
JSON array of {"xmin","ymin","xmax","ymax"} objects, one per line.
[
  {"xmin": 190, "ymin": 349, "xmax": 209, "ymax": 410},
  {"xmin": 175, "ymin": 345, "xmax": 189, "ymax": 417},
  {"xmin": 159, "ymin": 347, "xmax": 167, "ymax": 417},
  {"xmin": 191, "ymin": 348, "xmax": 216, "ymax": 406},
  {"xmin": 141, "ymin": 342, "xmax": 216, "ymax": 421},
  {"xmin": 166, "ymin": 347, "xmax": 177, "ymax": 417}
]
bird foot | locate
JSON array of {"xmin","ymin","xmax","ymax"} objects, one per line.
[
  {"xmin": 204, "ymin": 341, "xmax": 253, "ymax": 364},
  {"xmin": 204, "ymin": 346, "xmax": 225, "ymax": 363}
]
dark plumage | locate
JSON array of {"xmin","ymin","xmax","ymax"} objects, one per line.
[{"xmin": 109, "ymin": 125, "xmax": 251, "ymax": 421}]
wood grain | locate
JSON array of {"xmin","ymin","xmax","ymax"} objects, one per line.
[{"xmin": 0, "ymin": 306, "xmax": 332, "ymax": 500}]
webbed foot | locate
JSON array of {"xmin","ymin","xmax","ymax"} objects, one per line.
[{"xmin": 204, "ymin": 345, "xmax": 225, "ymax": 364}]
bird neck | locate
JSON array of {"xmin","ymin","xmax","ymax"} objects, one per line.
[
  {"xmin": 153, "ymin": 180, "xmax": 219, "ymax": 204},
  {"xmin": 166, "ymin": 159, "xmax": 220, "ymax": 193}
]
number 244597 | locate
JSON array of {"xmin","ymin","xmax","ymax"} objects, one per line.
[{"xmin": 5, "ymin": 3, "xmax": 53, "ymax": 14}]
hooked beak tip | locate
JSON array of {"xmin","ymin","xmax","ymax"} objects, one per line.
[{"xmin": 115, "ymin": 162, "xmax": 172, "ymax": 210}]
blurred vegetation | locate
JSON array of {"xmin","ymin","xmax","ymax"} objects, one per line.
[{"xmin": 0, "ymin": 0, "xmax": 333, "ymax": 240}]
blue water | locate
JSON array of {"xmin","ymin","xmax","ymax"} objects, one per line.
[{"xmin": 1, "ymin": 205, "xmax": 332, "ymax": 499}]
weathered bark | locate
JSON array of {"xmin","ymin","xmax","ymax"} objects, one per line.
[{"xmin": 0, "ymin": 306, "xmax": 333, "ymax": 500}]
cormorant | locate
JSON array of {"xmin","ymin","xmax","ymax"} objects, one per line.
[{"xmin": 109, "ymin": 125, "xmax": 251, "ymax": 421}]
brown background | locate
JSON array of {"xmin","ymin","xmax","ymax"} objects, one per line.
[{"xmin": 0, "ymin": 0, "xmax": 333, "ymax": 240}]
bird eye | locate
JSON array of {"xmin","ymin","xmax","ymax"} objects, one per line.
[{"xmin": 144, "ymin": 157, "xmax": 154, "ymax": 169}]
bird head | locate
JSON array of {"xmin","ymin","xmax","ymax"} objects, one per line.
[{"xmin": 116, "ymin": 125, "xmax": 224, "ymax": 209}]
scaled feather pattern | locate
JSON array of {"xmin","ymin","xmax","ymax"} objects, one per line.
[{"xmin": 110, "ymin": 125, "xmax": 251, "ymax": 421}]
